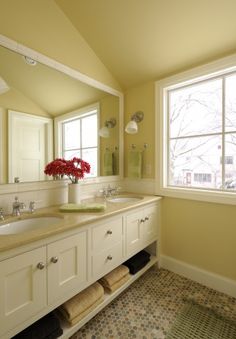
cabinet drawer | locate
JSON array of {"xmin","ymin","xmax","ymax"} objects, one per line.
[
  {"xmin": 92, "ymin": 241, "xmax": 123, "ymax": 277},
  {"xmin": 92, "ymin": 216, "xmax": 123, "ymax": 252}
]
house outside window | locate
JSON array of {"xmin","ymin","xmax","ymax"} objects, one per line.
[{"xmin": 156, "ymin": 55, "xmax": 236, "ymax": 204}]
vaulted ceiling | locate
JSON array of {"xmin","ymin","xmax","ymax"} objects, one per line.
[{"xmin": 56, "ymin": 0, "xmax": 236, "ymax": 89}]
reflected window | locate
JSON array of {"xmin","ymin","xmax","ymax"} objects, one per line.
[{"xmin": 55, "ymin": 104, "xmax": 99, "ymax": 178}]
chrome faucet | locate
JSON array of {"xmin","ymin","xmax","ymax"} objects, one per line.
[
  {"xmin": 0, "ymin": 208, "xmax": 4, "ymax": 221},
  {"xmin": 12, "ymin": 197, "xmax": 26, "ymax": 216},
  {"xmin": 99, "ymin": 185, "xmax": 122, "ymax": 198}
]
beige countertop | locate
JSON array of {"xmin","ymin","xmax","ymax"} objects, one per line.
[{"xmin": 0, "ymin": 194, "xmax": 161, "ymax": 253}]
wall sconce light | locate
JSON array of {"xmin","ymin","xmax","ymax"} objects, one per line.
[
  {"xmin": 125, "ymin": 111, "xmax": 144, "ymax": 134},
  {"xmin": 99, "ymin": 118, "xmax": 116, "ymax": 138}
]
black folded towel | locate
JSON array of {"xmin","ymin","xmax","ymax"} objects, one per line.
[
  {"xmin": 124, "ymin": 250, "xmax": 151, "ymax": 274},
  {"xmin": 44, "ymin": 327, "xmax": 63, "ymax": 339},
  {"xmin": 12, "ymin": 312, "xmax": 63, "ymax": 339}
]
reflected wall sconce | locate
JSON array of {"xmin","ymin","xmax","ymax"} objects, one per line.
[
  {"xmin": 99, "ymin": 118, "xmax": 116, "ymax": 138},
  {"xmin": 0, "ymin": 77, "xmax": 9, "ymax": 95},
  {"xmin": 125, "ymin": 111, "xmax": 144, "ymax": 134}
]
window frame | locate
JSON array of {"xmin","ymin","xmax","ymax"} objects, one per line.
[
  {"xmin": 155, "ymin": 53, "xmax": 236, "ymax": 205},
  {"xmin": 54, "ymin": 103, "xmax": 100, "ymax": 178}
]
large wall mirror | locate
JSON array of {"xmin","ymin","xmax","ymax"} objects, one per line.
[{"xmin": 0, "ymin": 41, "xmax": 122, "ymax": 184}]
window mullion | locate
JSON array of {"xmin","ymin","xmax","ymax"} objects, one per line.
[
  {"xmin": 167, "ymin": 90, "xmax": 170, "ymax": 186},
  {"xmin": 222, "ymin": 77, "xmax": 226, "ymax": 189}
]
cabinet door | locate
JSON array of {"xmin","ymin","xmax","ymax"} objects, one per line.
[
  {"xmin": 125, "ymin": 210, "xmax": 143, "ymax": 257},
  {"xmin": 47, "ymin": 232, "xmax": 87, "ymax": 304},
  {"xmin": 0, "ymin": 247, "xmax": 47, "ymax": 337},
  {"xmin": 142, "ymin": 205, "xmax": 158, "ymax": 244}
]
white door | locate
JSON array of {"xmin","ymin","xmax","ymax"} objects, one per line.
[
  {"xmin": 47, "ymin": 232, "xmax": 87, "ymax": 305},
  {"xmin": 142, "ymin": 205, "xmax": 158, "ymax": 244},
  {"xmin": 8, "ymin": 110, "xmax": 53, "ymax": 183},
  {"xmin": 0, "ymin": 247, "xmax": 47, "ymax": 337},
  {"xmin": 125, "ymin": 210, "xmax": 143, "ymax": 257}
]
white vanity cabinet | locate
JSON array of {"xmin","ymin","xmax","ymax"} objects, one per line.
[
  {"xmin": 125, "ymin": 203, "xmax": 158, "ymax": 257},
  {"xmin": 91, "ymin": 215, "xmax": 123, "ymax": 278},
  {"xmin": 0, "ymin": 198, "xmax": 161, "ymax": 339},
  {"xmin": 0, "ymin": 247, "xmax": 47, "ymax": 336},
  {"xmin": 0, "ymin": 230, "xmax": 87, "ymax": 338}
]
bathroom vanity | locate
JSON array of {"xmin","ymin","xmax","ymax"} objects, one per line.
[{"xmin": 0, "ymin": 195, "xmax": 161, "ymax": 338}]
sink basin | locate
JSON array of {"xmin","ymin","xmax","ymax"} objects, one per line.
[
  {"xmin": 107, "ymin": 195, "xmax": 143, "ymax": 203},
  {"xmin": 0, "ymin": 216, "xmax": 63, "ymax": 235}
]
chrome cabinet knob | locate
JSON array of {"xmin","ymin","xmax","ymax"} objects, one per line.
[
  {"xmin": 107, "ymin": 229, "xmax": 112, "ymax": 235},
  {"xmin": 51, "ymin": 256, "xmax": 58, "ymax": 264},
  {"xmin": 107, "ymin": 255, "xmax": 113, "ymax": 260},
  {"xmin": 37, "ymin": 262, "xmax": 45, "ymax": 270}
]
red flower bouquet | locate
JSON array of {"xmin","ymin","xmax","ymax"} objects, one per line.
[{"xmin": 44, "ymin": 157, "xmax": 90, "ymax": 183}]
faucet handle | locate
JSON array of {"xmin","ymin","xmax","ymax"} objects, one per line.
[{"xmin": 29, "ymin": 201, "xmax": 35, "ymax": 213}]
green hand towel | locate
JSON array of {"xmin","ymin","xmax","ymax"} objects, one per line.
[
  {"xmin": 103, "ymin": 151, "xmax": 113, "ymax": 176},
  {"xmin": 60, "ymin": 203, "xmax": 106, "ymax": 212},
  {"xmin": 128, "ymin": 150, "xmax": 142, "ymax": 178},
  {"xmin": 113, "ymin": 150, "xmax": 119, "ymax": 175}
]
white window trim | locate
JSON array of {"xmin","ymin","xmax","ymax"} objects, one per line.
[{"xmin": 155, "ymin": 52, "xmax": 236, "ymax": 205}]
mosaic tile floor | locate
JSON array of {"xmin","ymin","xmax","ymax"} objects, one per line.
[{"xmin": 70, "ymin": 268, "xmax": 236, "ymax": 339}]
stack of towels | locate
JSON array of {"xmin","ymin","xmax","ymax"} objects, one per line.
[
  {"xmin": 13, "ymin": 312, "xmax": 63, "ymax": 339},
  {"xmin": 99, "ymin": 265, "xmax": 130, "ymax": 293},
  {"xmin": 124, "ymin": 250, "xmax": 151, "ymax": 274},
  {"xmin": 58, "ymin": 282, "xmax": 104, "ymax": 326}
]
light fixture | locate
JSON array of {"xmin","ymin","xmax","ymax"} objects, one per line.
[
  {"xmin": 99, "ymin": 118, "xmax": 116, "ymax": 138},
  {"xmin": 23, "ymin": 56, "xmax": 37, "ymax": 66},
  {"xmin": 125, "ymin": 111, "xmax": 144, "ymax": 134},
  {"xmin": 0, "ymin": 77, "xmax": 9, "ymax": 95}
]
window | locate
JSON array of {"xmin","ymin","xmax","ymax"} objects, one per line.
[
  {"xmin": 55, "ymin": 104, "xmax": 99, "ymax": 178},
  {"xmin": 156, "ymin": 55, "xmax": 236, "ymax": 203},
  {"xmin": 167, "ymin": 73, "xmax": 236, "ymax": 192}
]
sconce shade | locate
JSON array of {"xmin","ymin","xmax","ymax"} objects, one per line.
[
  {"xmin": 125, "ymin": 120, "xmax": 138, "ymax": 134},
  {"xmin": 0, "ymin": 77, "xmax": 9, "ymax": 95},
  {"xmin": 125, "ymin": 111, "xmax": 144, "ymax": 134},
  {"xmin": 99, "ymin": 126, "xmax": 110, "ymax": 138},
  {"xmin": 99, "ymin": 118, "xmax": 116, "ymax": 138}
]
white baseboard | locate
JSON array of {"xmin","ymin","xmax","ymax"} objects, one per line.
[{"xmin": 160, "ymin": 255, "xmax": 236, "ymax": 298}]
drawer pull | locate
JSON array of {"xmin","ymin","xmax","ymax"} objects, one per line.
[
  {"xmin": 51, "ymin": 256, "xmax": 58, "ymax": 264},
  {"xmin": 37, "ymin": 262, "xmax": 45, "ymax": 270},
  {"xmin": 106, "ymin": 229, "xmax": 113, "ymax": 235},
  {"xmin": 145, "ymin": 217, "xmax": 149, "ymax": 221},
  {"xmin": 107, "ymin": 255, "xmax": 113, "ymax": 260},
  {"xmin": 140, "ymin": 219, "xmax": 145, "ymax": 223}
]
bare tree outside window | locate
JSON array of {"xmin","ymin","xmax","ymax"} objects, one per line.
[{"xmin": 168, "ymin": 74, "xmax": 236, "ymax": 191}]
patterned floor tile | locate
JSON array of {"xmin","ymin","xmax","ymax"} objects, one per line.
[{"xmin": 70, "ymin": 268, "xmax": 236, "ymax": 339}]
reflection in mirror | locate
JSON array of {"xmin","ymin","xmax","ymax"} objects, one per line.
[{"xmin": 0, "ymin": 44, "xmax": 120, "ymax": 184}]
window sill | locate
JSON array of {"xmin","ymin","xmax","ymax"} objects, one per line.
[{"xmin": 157, "ymin": 185, "xmax": 236, "ymax": 205}]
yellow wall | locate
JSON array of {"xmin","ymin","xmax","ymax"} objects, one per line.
[
  {"xmin": 125, "ymin": 81, "xmax": 236, "ymax": 281},
  {"xmin": 124, "ymin": 82, "xmax": 155, "ymax": 178},
  {"xmin": 0, "ymin": 0, "xmax": 121, "ymax": 91}
]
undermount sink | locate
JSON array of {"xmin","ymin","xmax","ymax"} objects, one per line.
[
  {"xmin": 0, "ymin": 216, "xmax": 63, "ymax": 235},
  {"xmin": 107, "ymin": 195, "xmax": 143, "ymax": 203}
]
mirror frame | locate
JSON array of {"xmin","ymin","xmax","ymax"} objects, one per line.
[{"xmin": 0, "ymin": 34, "xmax": 124, "ymax": 190}]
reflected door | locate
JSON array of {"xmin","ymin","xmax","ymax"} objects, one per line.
[{"xmin": 8, "ymin": 110, "xmax": 53, "ymax": 183}]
